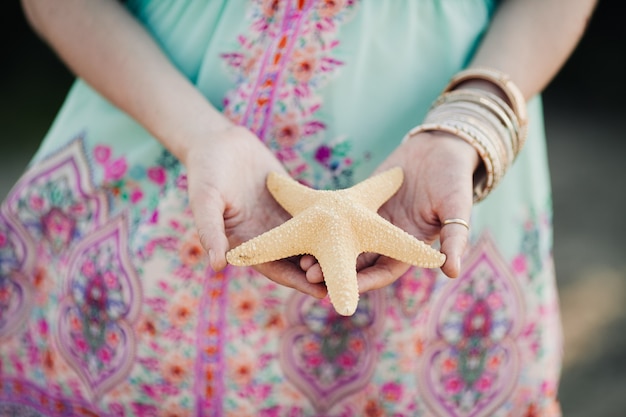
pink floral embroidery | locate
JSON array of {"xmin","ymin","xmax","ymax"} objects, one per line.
[
  {"xmin": 221, "ymin": 0, "xmax": 361, "ymax": 188},
  {"xmin": 419, "ymin": 235, "xmax": 525, "ymax": 417},
  {"xmin": 280, "ymin": 290, "xmax": 385, "ymax": 412},
  {"xmin": 56, "ymin": 215, "xmax": 141, "ymax": 400},
  {"xmin": 41, "ymin": 207, "xmax": 76, "ymax": 251},
  {"xmin": 93, "ymin": 144, "xmax": 112, "ymax": 164},
  {"xmin": 4, "ymin": 139, "xmax": 107, "ymax": 255},
  {"xmin": 0, "ymin": 139, "xmax": 107, "ymax": 342},
  {"xmin": 0, "ymin": 379, "xmax": 107, "ymax": 416},
  {"xmin": 103, "ymin": 158, "xmax": 128, "ymax": 182},
  {"xmin": 381, "ymin": 381, "xmax": 403, "ymax": 402},
  {"xmin": 93, "ymin": 144, "xmax": 177, "ymax": 209},
  {"xmin": 512, "ymin": 253, "xmax": 528, "ymax": 275},
  {"xmin": 394, "ymin": 267, "xmax": 437, "ymax": 318},
  {"xmin": 147, "ymin": 166, "xmax": 167, "ymax": 186},
  {"xmin": 520, "ymin": 210, "xmax": 544, "ymax": 279}
]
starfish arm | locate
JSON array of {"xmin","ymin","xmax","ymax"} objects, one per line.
[
  {"xmin": 226, "ymin": 214, "xmax": 318, "ymax": 266},
  {"xmin": 314, "ymin": 237, "xmax": 361, "ymax": 316},
  {"xmin": 343, "ymin": 167, "xmax": 404, "ymax": 211},
  {"xmin": 357, "ymin": 211, "xmax": 446, "ymax": 268},
  {"xmin": 266, "ymin": 172, "xmax": 322, "ymax": 216}
]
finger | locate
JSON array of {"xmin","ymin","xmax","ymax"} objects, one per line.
[
  {"xmin": 300, "ymin": 255, "xmax": 325, "ymax": 284},
  {"xmin": 299, "ymin": 255, "xmax": 317, "ymax": 271},
  {"xmin": 435, "ymin": 179, "xmax": 472, "ymax": 278},
  {"xmin": 305, "ymin": 263, "xmax": 325, "ymax": 284},
  {"xmin": 303, "ymin": 252, "xmax": 380, "ymax": 284},
  {"xmin": 254, "ymin": 261, "xmax": 328, "ymax": 298},
  {"xmin": 356, "ymin": 257, "xmax": 411, "ymax": 293},
  {"xmin": 189, "ymin": 186, "xmax": 229, "ymax": 272},
  {"xmin": 356, "ymin": 252, "xmax": 380, "ymax": 271},
  {"xmin": 439, "ymin": 219, "xmax": 470, "ymax": 278},
  {"xmin": 299, "ymin": 255, "xmax": 325, "ymax": 284}
]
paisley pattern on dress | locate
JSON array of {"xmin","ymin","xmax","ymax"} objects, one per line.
[
  {"xmin": 0, "ymin": 378, "xmax": 105, "ymax": 417},
  {"xmin": 395, "ymin": 267, "xmax": 438, "ymax": 319},
  {"xmin": 419, "ymin": 235, "xmax": 525, "ymax": 417},
  {"xmin": 56, "ymin": 214, "xmax": 141, "ymax": 401},
  {"xmin": 1, "ymin": 139, "xmax": 108, "ymax": 341},
  {"xmin": 0, "ymin": 1, "xmax": 562, "ymax": 415},
  {"xmin": 0, "ymin": 213, "xmax": 34, "ymax": 340},
  {"xmin": 3, "ymin": 139, "xmax": 108, "ymax": 256},
  {"xmin": 280, "ymin": 290, "xmax": 386, "ymax": 412}
]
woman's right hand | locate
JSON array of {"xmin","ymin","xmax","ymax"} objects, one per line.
[{"xmin": 183, "ymin": 125, "xmax": 328, "ymax": 299}]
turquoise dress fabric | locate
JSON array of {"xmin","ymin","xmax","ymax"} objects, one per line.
[{"xmin": 0, "ymin": 1, "xmax": 562, "ymax": 416}]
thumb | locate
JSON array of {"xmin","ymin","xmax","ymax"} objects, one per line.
[
  {"xmin": 189, "ymin": 186, "xmax": 229, "ymax": 271},
  {"xmin": 439, "ymin": 216, "xmax": 471, "ymax": 278}
]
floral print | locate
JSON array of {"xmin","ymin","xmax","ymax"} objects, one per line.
[
  {"xmin": 418, "ymin": 236, "xmax": 525, "ymax": 417},
  {"xmin": 56, "ymin": 215, "xmax": 141, "ymax": 400},
  {"xmin": 0, "ymin": 1, "xmax": 561, "ymax": 416},
  {"xmin": 222, "ymin": 0, "xmax": 362, "ymax": 189},
  {"xmin": 0, "ymin": 130, "xmax": 562, "ymax": 417},
  {"xmin": 280, "ymin": 291, "xmax": 386, "ymax": 412},
  {"xmin": 0, "ymin": 214, "xmax": 34, "ymax": 339},
  {"xmin": 5, "ymin": 140, "xmax": 108, "ymax": 258}
]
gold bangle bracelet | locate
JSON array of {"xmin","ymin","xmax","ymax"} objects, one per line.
[
  {"xmin": 443, "ymin": 67, "xmax": 528, "ymax": 142},
  {"xmin": 427, "ymin": 111, "xmax": 512, "ymax": 172},
  {"xmin": 428, "ymin": 101, "xmax": 515, "ymax": 166},
  {"xmin": 424, "ymin": 113, "xmax": 507, "ymax": 178},
  {"xmin": 434, "ymin": 90, "xmax": 521, "ymax": 158}
]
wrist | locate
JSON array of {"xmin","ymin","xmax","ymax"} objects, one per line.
[
  {"xmin": 156, "ymin": 94, "xmax": 236, "ymax": 166},
  {"xmin": 403, "ymin": 67, "xmax": 528, "ymax": 202},
  {"xmin": 403, "ymin": 129, "xmax": 481, "ymax": 173},
  {"xmin": 177, "ymin": 121, "xmax": 243, "ymax": 168}
]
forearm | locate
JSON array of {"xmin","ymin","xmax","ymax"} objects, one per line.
[
  {"xmin": 21, "ymin": 0, "xmax": 233, "ymax": 164},
  {"xmin": 468, "ymin": 0, "xmax": 597, "ymax": 99},
  {"xmin": 410, "ymin": 0, "xmax": 597, "ymax": 204}
]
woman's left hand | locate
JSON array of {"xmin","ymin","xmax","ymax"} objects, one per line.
[{"xmin": 301, "ymin": 130, "xmax": 479, "ymax": 292}]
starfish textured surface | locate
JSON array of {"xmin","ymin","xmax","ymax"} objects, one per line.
[{"xmin": 226, "ymin": 167, "xmax": 446, "ymax": 316}]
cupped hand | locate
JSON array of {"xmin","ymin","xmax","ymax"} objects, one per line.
[
  {"xmin": 183, "ymin": 125, "xmax": 327, "ymax": 298},
  {"xmin": 303, "ymin": 131, "xmax": 479, "ymax": 292}
]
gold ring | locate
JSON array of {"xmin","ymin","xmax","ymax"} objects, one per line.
[{"xmin": 442, "ymin": 218, "xmax": 470, "ymax": 230}]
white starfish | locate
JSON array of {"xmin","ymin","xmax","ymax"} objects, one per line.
[{"xmin": 226, "ymin": 167, "xmax": 446, "ymax": 316}]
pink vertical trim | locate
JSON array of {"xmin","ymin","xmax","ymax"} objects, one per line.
[
  {"xmin": 258, "ymin": 0, "xmax": 313, "ymax": 139},
  {"xmin": 194, "ymin": 267, "xmax": 229, "ymax": 417}
]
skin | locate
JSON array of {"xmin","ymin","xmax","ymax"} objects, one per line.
[
  {"xmin": 21, "ymin": 0, "xmax": 597, "ymax": 297},
  {"xmin": 304, "ymin": 0, "xmax": 598, "ymax": 290}
]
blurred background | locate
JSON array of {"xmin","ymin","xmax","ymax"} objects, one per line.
[{"xmin": 1, "ymin": 2, "xmax": 624, "ymax": 415}]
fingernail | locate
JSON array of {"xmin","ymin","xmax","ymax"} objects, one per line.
[{"xmin": 208, "ymin": 249, "xmax": 216, "ymax": 268}]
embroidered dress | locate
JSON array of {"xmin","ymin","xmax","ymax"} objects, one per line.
[{"xmin": 0, "ymin": 1, "xmax": 562, "ymax": 416}]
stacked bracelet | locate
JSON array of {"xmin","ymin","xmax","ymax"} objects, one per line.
[
  {"xmin": 444, "ymin": 66, "xmax": 528, "ymax": 152},
  {"xmin": 403, "ymin": 67, "xmax": 528, "ymax": 203}
]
